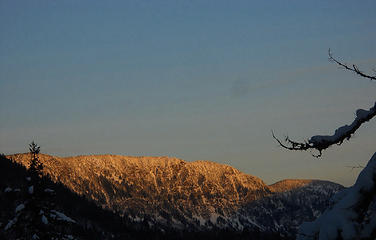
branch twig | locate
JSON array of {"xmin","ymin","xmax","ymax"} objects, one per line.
[{"xmin": 328, "ymin": 49, "xmax": 376, "ymax": 81}]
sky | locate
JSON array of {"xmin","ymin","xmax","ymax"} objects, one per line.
[{"xmin": 1, "ymin": 0, "xmax": 375, "ymax": 186}]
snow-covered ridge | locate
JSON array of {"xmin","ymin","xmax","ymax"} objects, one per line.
[{"xmin": 8, "ymin": 153, "xmax": 343, "ymax": 235}]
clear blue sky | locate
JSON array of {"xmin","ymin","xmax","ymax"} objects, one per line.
[{"xmin": 1, "ymin": 0, "xmax": 375, "ymax": 186}]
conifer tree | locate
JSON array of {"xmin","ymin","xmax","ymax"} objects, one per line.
[{"xmin": 29, "ymin": 141, "xmax": 43, "ymax": 178}]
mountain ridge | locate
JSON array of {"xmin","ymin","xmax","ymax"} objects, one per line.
[
  {"xmin": 7, "ymin": 153, "xmax": 343, "ymax": 236},
  {"xmin": 8, "ymin": 153, "xmax": 335, "ymax": 191}
]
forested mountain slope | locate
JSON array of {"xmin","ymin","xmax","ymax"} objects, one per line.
[{"xmin": 5, "ymin": 153, "xmax": 343, "ymax": 238}]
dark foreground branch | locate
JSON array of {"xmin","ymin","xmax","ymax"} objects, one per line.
[
  {"xmin": 328, "ymin": 49, "xmax": 376, "ymax": 81},
  {"xmin": 273, "ymin": 101, "xmax": 376, "ymax": 157},
  {"xmin": 274, "ymin": 50, "xmax": 375, "ymax": 157}
]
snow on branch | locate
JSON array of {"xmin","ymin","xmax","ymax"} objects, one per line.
[
  {"xmin": 273, "ymin": 102, "xmax": 376, "ymax": 157},
  {"xmin": 328, "ymin": 49, "xmax": 376, "ymax": 81}
]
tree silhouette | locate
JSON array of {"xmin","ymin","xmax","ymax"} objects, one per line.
[
  {"xmin": 29, "ymin": 141, "xmax": 43, "ymax": 178},
  {"xmin": 273, "ymin": 50, "xmax": 375, "ymax": 157}
]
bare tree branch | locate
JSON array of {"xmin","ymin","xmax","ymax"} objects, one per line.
[
  {"xmin": 273, "ymin": 101, "xmax": 376, "ymax": 157},
  {"xmin": 273, "ymin": 50, "xmax": 375, "ymax": 157},
  {"xmin": 328, "ymin": 49, "xmax": 376, "ymax": 81},
  {"xmin": 272, "ymin": 130, "xmax": 323, "ymax": 157},
  {"xmin": 346, "ymin": 164, "xmax": 364, "ymax": 172}
]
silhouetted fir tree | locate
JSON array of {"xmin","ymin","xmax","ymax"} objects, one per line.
[
  {"xmin": 29, "ymin": 141, "xmax": 43, "ymax": 180},
  {"xmin": 26, "ymin": 141, "xmax": 48, "ymax": 238}
]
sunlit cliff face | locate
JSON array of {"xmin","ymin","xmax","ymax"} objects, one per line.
[
  {"xmin": 8, "ymin": 153, "xmax": 342, "ymax": 231},
  {"xmin": 9, "ymin": 154, "xmax": 270, "ymax": 211}
]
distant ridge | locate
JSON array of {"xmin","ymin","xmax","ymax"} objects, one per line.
[
  {"xmin": 269, "ymin": 179, "xmax": 332, "ymax": 192},
  {"xmin": 8, "ymin": 153, "xmax": 343, "ymax": 236}
]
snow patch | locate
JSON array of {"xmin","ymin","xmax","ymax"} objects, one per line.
[
  {"xmin": 4, "ymin": 217, "xmax": 17, "ymax": 231},
  {"xmin": 44, "ymin": 188, "xmax": 54, "ymax": 193},
  {"xmin": 194, "ymin": 215, "xmax": 206, "ymax": 226},
  {"xmin": 41, "ymin": 215, "xmax": 48, "ymax": 224},
  {"xmin": 132, "ymin": 216, "xmax": 143, "ymax": 222},
  {"xmin": 210, "ymin": 213, "xmax": 219, "ymax": 224},
  {"xmin": 15, "ymin": 204, "xmax": 25, "ymax": 213},
  {"xmin": 29, "ymin": 185, "xmax": 34, "ymax": 194},
  {"xmin": 309, "ymin": 102, "xmax": 376, "ymax": 146},
  {"xmin": 4, "ymin": 187, "xmax": 12, "ymax": 193},
  {"xmin": 50, "ymin": 210, "xmax": 76, "ymax": 223},
  {"xmin": 248, "ymin": 218, "xmax": 265, "ymax": 231}
]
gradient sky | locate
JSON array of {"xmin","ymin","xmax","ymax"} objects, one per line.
[{"xmin": 1, "ymin": 1, "xmax": 375, "ymax": 186}]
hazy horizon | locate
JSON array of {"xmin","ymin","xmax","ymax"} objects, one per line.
[{"xmin": 1, "ymin": 1, "xmax": 376, "ymax": 187}]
